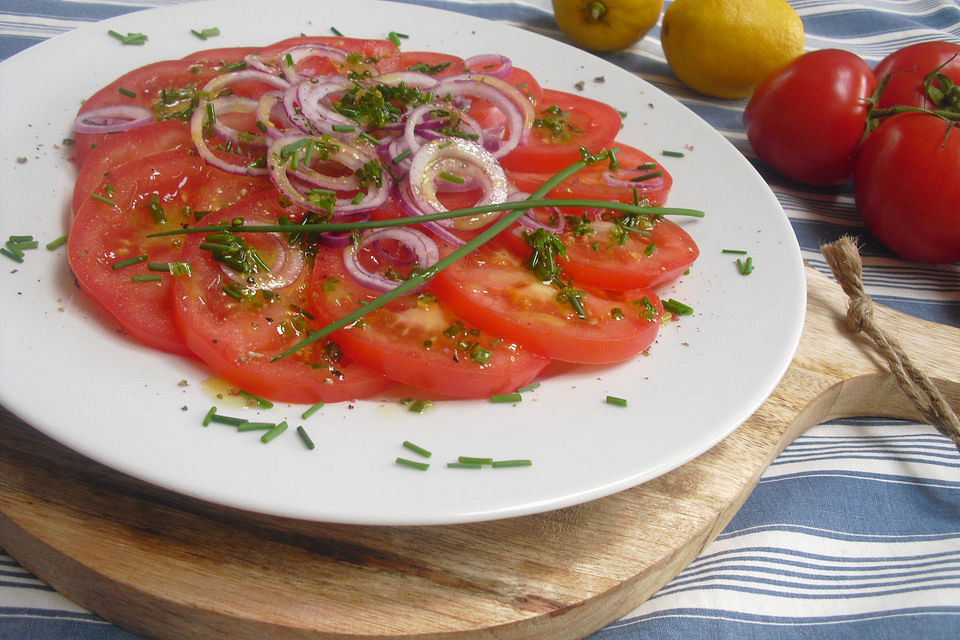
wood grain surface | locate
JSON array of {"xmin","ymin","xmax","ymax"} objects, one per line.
[{"xmin": 1, "ymin": 264, "xmax": 958, "ymax": 640}]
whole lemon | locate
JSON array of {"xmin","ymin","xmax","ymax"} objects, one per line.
[
  {"xmin": 660, "ymin": 0, "xmax": 804, "ymax": 99},
  {"xmin": 553, "ymin": 0, "xmax": 665, "ymax": 53}
]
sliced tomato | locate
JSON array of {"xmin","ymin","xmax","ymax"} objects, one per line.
[
  {"xmin": 500, "ymin": 209, "xmax": 699, "ymax": 290},
  {"xmin": 172, "ymin": 194, "xmax": 394, "ymax": 403},
  {"xmin": 506, "ymin": 143, "xmax": 672, "ymax": 205},
  {"xmin": 180, "ymin": 46, "xmax": 259, "ymax": 66},
  {"xmin": 71, "ymin": 120, "xmax": 192, "ymax": 215},
  {"xmin": 499, "ymin": 89, "xmax": 621, "ymax": 172},
  {"xmin": 254, "ymin": 36, "xmax": 400, "ymax": 74},
  {"xmin": 308, "ymin": 234, "xmax": 550, "ymax": 398},
  {"xmin": 68, "ymin": 149, "xmax": 267, "ymax": 355},
  {"xmin": 397, "ymin": 51, "xmax": 467, "ymax": 78},
  {"xmin": 467, "ymin": 67, "xmax": 543, "ymax": 129},
  {"xmin": 427, "ymin": 242, "xmax": 664, "ymax": 364}
]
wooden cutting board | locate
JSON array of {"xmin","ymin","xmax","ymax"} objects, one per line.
[{"xmin": 1, "ymin": 263, "xmax": 958, "ymax": 640}]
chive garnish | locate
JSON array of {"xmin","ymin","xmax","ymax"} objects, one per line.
[
  {"xmin": 0, "ymin": 247, "xmax": 23, "ymax": 263},
  {"xmin": 605, "ymin": 395, "xmax": 628, "ymax": 407},
  {"xmin": 238, "ymin": 389, "xmax": 273, "ymax": 408},
  {"xmin": 350, "ymin": 192, "xmax": 366, "ymax": 205},
  {"xmin": 663, "ymin": 298, "xmax": 694, "ymax": 316},
  {"xmin": 297, "ymin": 426, "xmax": 315, "ymax": 450},
  {"xmin": 91, "ymin": 194, "xmax": 118, "ymax": 207},
  {"xmin": 118, "ymin": 87, "xmax": 136, "ymax": 98},
  {"xmin": 491, "ymin": 393, "xmax": 521, "ymax": 403},
  {"xmin": 737, "ymin": 256, "xmax": 755, "ymax": 275},
  {"xmin": 331, "ymin": 124, "xmax": 356, "ymax": 132},
  {"xmin": 662, "ymin": 149, "xmax": 685, "ymax": 157},
  {"xmin": 408, "ymin": 399, "xmax": 432, "ymax": 413},
  {"xmin": 8, "ymin": 235, "xmax": 32, "ymax": 242},
  {"xmin": 491, "ymin": 459, "xmax": 532, "ymax": 468},
  {"xmin": 617, "ymin": 110, "xmax": 628, "ymax": 118},
  {"xmin": 112, "ymin": 254, "xmax": 148, "ymax": 270},
  {"xmin": 630, "ymin": 171, "xmax": 663, "ymax": 182},
  {"xmin": 9, "ymin": 240, "xmax": 38, "ymax": 251},
  {"xmin": 202, "ymin": 406, "xmax": 217, "ymax": 426},
  {"xmin": 46, "ymin": 234, "xmax": 68, "ymax": 250},
  {"xmin": 191, "ymin": 27, "xmax": 220, "ymax": 40},
  {"xmin": 458, "ymin": 456, "xmax": 493, "ymax": 465},
  {"xmin": 131, "ymin": 274, "xmax": 162, "ymax": 283},
  {"xmin": 447, "ymin": 462, "xmax": 482, "ymax": 469},
  {"xmin": 388, "ymin": 31, "xmax": 403, "ymax": 47},
  {"xmin": 330, "ymin": 26, "xmax": 344, "ymax": 36},
  {"xmin": 209, "ymin": 413, "xmax": 247, "ymax": 426},
  {"xmin": 636, "ymin": 162, "xmax": 658, "ymax": 171},
  {"xmin": 438, "ymin": 171, "xmax": 465, "ymax": 185},
  {"xmin": 396, "ymin": 457, "xmax": 430, "ymax": 471},
  {"xmin": 402, "ymin": 440, "xmax": 432, "ymax": 458},
  {"xmin": 722, "ymin": 249, "xmax": 748, "ymax": 254},
  {"xmin": 515, "ymin": 382, "xmax": 540, "ymax": 393},
  {"xmin": 301, "ymin": 401, "xmax": 324, "ymax": 419},
  {"xmin": 237, "ymin": 421, "xmax": 276, "ymax": 432},
  {"xmin": 391, "ymin": 149, "xmax": 411, "ymax": 164},
  {"xmin": 108, "ymin": 30, "xmax": 147, "ymax": 45},
  {"xmin": 261, "ymin": 420, "xmax": 288, "ymax": 443}
]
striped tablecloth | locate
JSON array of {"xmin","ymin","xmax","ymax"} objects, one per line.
[{"xmin": 2, "ymin": 1, "xmax": 958, "ymax": 638}]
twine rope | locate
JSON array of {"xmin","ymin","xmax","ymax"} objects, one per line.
[{"xmin": 820, "ymin": 236, "xmax": 960, "ymax": 454}]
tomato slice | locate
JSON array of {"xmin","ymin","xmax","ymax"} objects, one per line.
[
  {"xmin": 506, "ymin": 143, "xmax": 673, "ymax": 205},
  {"xmin": 397, "ymin": 51, "xmax": 467, "ymax": 77},
  {"xmin": 499, "ymin": 89, "xmax": 622, "ymax": 172},
  {"xmin": 467, "ymin": 67, "xmax": 543, "ymax": 129},
  {"xmin": 71, "ymin": 120, "xmax": 192, "ymax": 215},
  {"xmin": 172, "ymin": 194, "xmax": 395, "ymax": 403},
  {"xmin": 68, "ymin": 149, "xmax": 267, "ymax": 355},
  {"xmin": 255, "ymin": 36, "xmax": 400, "ymax": 74},
  {"xmin": 500, "ymin": 209, "xmax": 699, "ymax": 290},
  {"xmin": 308, "ymin": 236, "xmax": 550, "ymax": 398},
  {"xmin": 427, "ymin": 242, "xmax": 664, "ymax": 364}
]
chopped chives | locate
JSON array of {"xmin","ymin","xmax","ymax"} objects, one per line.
[
  {"xmin": 256, "ymin": 120, "xmax": 268, "ymax": 133},
  {"xmin": 630, "ymin": 171, "xmax": 663, "ymax": 182},
  {"xmin": 662, "ymin": 149, "xmax": 685, "ymax": 157},
  {"xmin": 388, "ymin": 32, "xmax": 402, "ymax": 47},
  {"xmin": 9, "ymin": 240, "xmax": 38, "ymax": 251},
  {"xmin": 131, "ymin": 274, "xmax": 162, "ymax": 283},
  {"xmin": 391, "ymin": 149, "xmax": 411, "ymax": 164},
  {"xmin": 118, "ymin": 87, "xmax": 136, "ymax": 98},
  {"xmin": 331, "ymin": 124, "xmax": 356, "ymax": 132},
  {"xmin": 91, "ymin": 193, "xmax": 118, "ymax": 206},
  {"xmin": 261, "ymin": 420, "xmax": 288, "ymax": 443},
  {"xmin": 358, "ymin": 132, "xmax": 380, "ymax": 145},
  {"xmin": 636, "ymin": 162, "xmax": 658, "ymax": 171},
  {"xmin": 350, "ymin": 192, "xmax": 366, "ymax": 205},
  {"xmin": 516, "ymin": 382, "xmax": 540, "ymax": 393},
  {"xmin": 402, "ymin": 440, "xmax": 432, "ymax": 458},
  {"xmin": 605, "ymin": 395, "xmax": 628, "ymax": 407},
  {"xmin": 491, "ymin": 459, "xmax": 532, "ymax": 468},
  {"xmin": 237, "ymin": 421, "xmax": 276, "ymax": 432},
  {"xmin": 408, "ymin": 399, "xmax": 432, "ymax": 413},
  {"xmin": 491, "ymin": 393, "xmax": 521, "ymax": 403},
  {"xmin": 111, "ymin": 254, "xmax": 148, "ymax": 270},
  {"xmin": 722, "ymin": 249, "xmax": 748, "ymax": 254},
  {"xmin": 458, "ymin": 456, "xmax": 493, "ymax": 465},
  {"xmin": 447, "ymin": 462, "xmax": 482, "ymax": 469},
  {"xmin": 209, "ymin": 413, "xmax": 247, "ymax": 426},
  {"xmin": 191, "ymin": 27, "xmax": 220, "ymax": 40},
  {"xmin": 238, "ymin": 389, "xmax": 273, "ymax": 408},
  {"xmin": 0, "ymin": 247, "xmax": 23, "ymax": 263},
  {"xmin": 301, "ymin": 400, "xmax": 324, "ymax": 419},
  {"xmin": 663, "ymin": 298, "xmax": 694, "ymax": 316},
  {"xmin": 296, "ymin": 425, "xmax": 315, "ymax": 450},
  {"xmin": 438, "ymin": 171, "xmax": 465, "ymax": 185},
  {"xmin": 737, "ymin": 256, "xmax": 755, "ymax": 275},
  {"xmin": 617, "ymin": 109, "xmax": 628, "ymax": 118},
  {"xmin": 396, "ymin": 457, "xmax": 430, "ymax": 471},
  {"xmin": 643, "ymin": 242, "xmax": 656, "ymax": 256},
  {"xmin": 7, "ymin": 235, "xmax": 33, "ymax": 242},
  {"xmin": 46, "ymin": 234, "xmax": 68, "ymax": 250},
  {"xmin": 202, "ymin": 406, "xmax": 217, "ymax": 426},
  {"xmin": 330, "ymin": 26, "xmax": 344, "ymax": 36},
  {"xmin": 108, "ymin": 30, "xmax": 147, "ymax": 45}
]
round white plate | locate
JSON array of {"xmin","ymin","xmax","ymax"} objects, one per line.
[{"xmin": 0, "ymin": 0, "xmax": 805, "ymax": 525}]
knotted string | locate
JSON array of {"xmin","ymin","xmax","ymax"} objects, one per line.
[{"xmin": 820, "ymin": 236, "xmax": 960, "ymax": 454}]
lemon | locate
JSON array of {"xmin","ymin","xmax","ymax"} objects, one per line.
[
  {"xmin": 553, "ymin": 0, "xmax": 665, "ymax": 53},
  {"xmin": 660, "ymin": 0, "xmax": 804, "ymax": 99}
]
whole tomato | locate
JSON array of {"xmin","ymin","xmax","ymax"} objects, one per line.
[
  {"xmin": 854, "ymin": 112, "xmax": 960, "ymax": 263},
  {"xmin": 744, "ymin": 49, "xmax": 877, "ymax": 186},
  {"xmin": 873, "ymin": 41, "xmax": 960, "ymax": 110}
]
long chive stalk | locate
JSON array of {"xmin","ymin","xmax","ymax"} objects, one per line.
[{"xmin": 270, "ymin": 153, "xmax": 618, "ymax": 361}]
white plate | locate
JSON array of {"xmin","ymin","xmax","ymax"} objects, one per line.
[{"xmin": 0, "ymin": 0, "xmax": 805, "ymax": 525}]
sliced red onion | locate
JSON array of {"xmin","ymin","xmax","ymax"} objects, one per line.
[
  {"xmin": 73, "ymin": 105, "xmax": 153, "ymax": 134},
  {"xmin": 296, "ymin": 76, "xmax": 357, "ymax": 135},
  {"xmin": 267, "ymin": 135, "xmax": 393, "ymax": 214},
  {"xmin": 407, "ymin": 138, "xmax": 508, "ymax": 230},
  {"xmin": 220, "ymin": 230, "xmax": 305, "ymax": 291},
  {"xmin": 342, "ymin": 227, "xmax": 440, "ymax": 294},
  {"xmin": 278, "ymin": 44, "xmax": 351, "ymax": 83},
  {"xmin": 281, "ymin": 83, "xmax": 318, "ymax": 135},
  {"xmin": 255, "ymin": 91, "xmax": 298, "ymax": 140},
  {"xmin": 602, "ymin": 168, "xmax": 667, "ymax": 191},
  {"xmin": 463, "ymin": 54, "xmax": 513, "ymax": 79},
  {"xmin": 211, "ymin": 96, "xmax": 266, "ymax": 147},
  {"xmin": 508, "ymin": 190, "xmax": 566, "ymax": 234},
  {"xmin": 434, "ymin": 74, "xmax": 534, "ymax": 157},
  {"xmin": 375, "ymin": 71, "xmax": 440, "ymax": 90},
  {"xmin": 403, "ymin": 103, "xmax": 485, "ymax": 157},
  {"xmin": 190, "ymin": 96, "xmax": 270, "ymax": 176},
  {"xmin": 395, "ymin": 178, "xmax": 466, "ymax": 247}
]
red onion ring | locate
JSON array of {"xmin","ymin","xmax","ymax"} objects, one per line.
[
  {"xmin": 508, "ymin": 190, "xmax": 566, "ymax": 234},
  {"xmin": 434, "ymin": 74, "xmax": 534, "ymax": 157},
  {"xmin": 342, "ymin": 227, "xmax": 440, "ymax": 294},
  {"xmin": 395, "ymin": 178, "xmax": 466, "ymax": 247},
  {"xmin": 201, "ymin": 69, "xmax": 290, "ymax": 97},
  {"xmin": 73, "ymin": 105, "xmax": 153, "ymax": 134},
  {"xmin": 219, "ymin": 229, "xmax": 305, "ymax": 291},
  {"xmin": 403, "ymin": 103, "xmax": 485, "ymax": 157},
  {"xmin": 375, "ymin": 71, "xmax": 441, "ymax": 90},
  {"xmin": 407, "ymin": 138, "xmax": 508, "ymax": 230},
  {"xmin": 190, "ymin": 96, "xmax": 270, "ymax": 176},
  {"xmin": 296, "ymin": 77, "xmax": 357, "ymax": 135},
  {"xmin": 278, "ymin": 44, "xmax": 351, "ymax": 83},
  {"xmin": 463, "ymin": 54, "xmax": 513, "ymax": 79}
]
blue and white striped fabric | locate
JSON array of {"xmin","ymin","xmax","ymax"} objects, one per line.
[{"xmin": 2, "ymin": 1, "xmax": 959, "ymax": 638}]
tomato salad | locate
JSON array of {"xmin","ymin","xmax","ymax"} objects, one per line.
[{"xmin": 67, "ymin": 36, "xmax": 700, "ymax": 404}]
